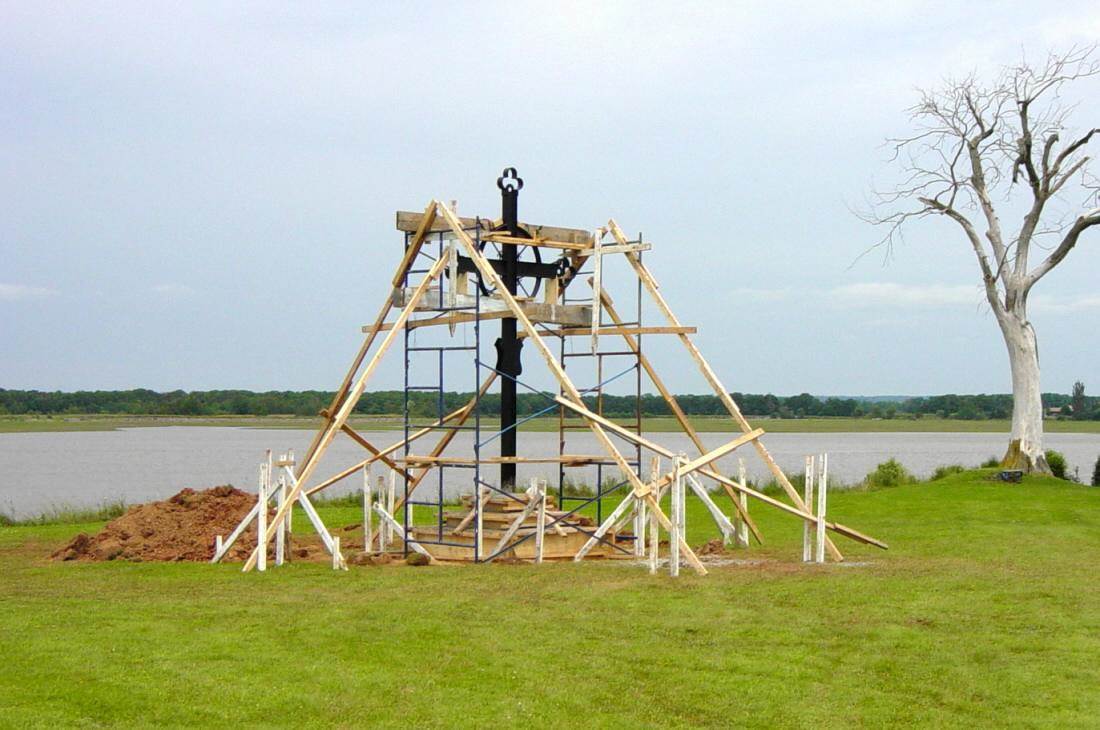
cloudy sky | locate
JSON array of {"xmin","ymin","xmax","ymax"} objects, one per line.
[{"xmin": 2, "ymin": 2, "xmax": 1099, "ymax": 397}]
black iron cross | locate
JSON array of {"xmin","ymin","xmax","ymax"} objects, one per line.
[{"xmin": 457, "ymin": 168, "xmax": 561, "ymax": 488}]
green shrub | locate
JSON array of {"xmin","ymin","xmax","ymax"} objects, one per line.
[
  {"xmin": 864, "ymin": 458, "xmax": 916, "ymax": 488},
  {"xmin": 931, "ymin": 464, "xmax": 966, "ymax": 481},
  {"xmin": 1092, "ymin": 455, "xmax": 1100, "ymax": 487},
  {"xmin": 980, "ymin": 456, "xmax": 1001, "ymax": 468},
  {"xmin": 1045, "ymin": 450, "xmax": 1068, "ymax": 480}
]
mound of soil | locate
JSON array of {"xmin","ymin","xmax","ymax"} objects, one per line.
[
  {"xmin": 696, "ymin": 538, "xmax": 728, "ymax": 556},
  {"xmin": 52, "ymin": 486, "xmax": 260, "ymax": 562}
]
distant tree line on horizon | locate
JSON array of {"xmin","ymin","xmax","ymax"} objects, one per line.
[{"xmin": 1, "ymin": 388, "xmax": 1097, "ymax": 421}]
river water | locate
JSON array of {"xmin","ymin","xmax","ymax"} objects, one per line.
[{"xmin": 1, "ymin": 427, "xmax": 1097, "ymax": 518}]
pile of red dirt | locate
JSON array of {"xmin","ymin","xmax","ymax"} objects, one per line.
[
  {"xmin": 696, "ymin": 538, "xmax": 729, "ymax": 556},
  {"xmin": 52, "ymin": 486, "xmax": 260, "ymax": 562}
]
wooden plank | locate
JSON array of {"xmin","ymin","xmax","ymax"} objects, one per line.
[
  {"xmin": 610, "ymin": 220, "xmax": 848, "ymax": 560},
  {"xmin": 435, "ymin": 203, "xmax": 706, "ymax": 575},
  {"xmin": 548, "ymin": 325, "xmax": 697, "ymax": 338},
  {"xmin": 396, "ymin": 210, "xmax": 594, "ymax": 245},
  {"xmin": 480, "ymin": 232, "xmax": 589, "ymax": 251},
  {"xmin": 382, "ymin": 293, "xmax": 593, "ymax": 327},
  {"xmin": 816, "ymin": 453, "xmax": 828, "ymax": 564},
  {"xmin": 803, "ymin": 455, "xmax": 814, "ymax": 562}
]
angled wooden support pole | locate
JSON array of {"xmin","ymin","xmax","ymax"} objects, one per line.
[{"xmin": 609, "ymin": 219, "xmax": 844, "ymax": 562}]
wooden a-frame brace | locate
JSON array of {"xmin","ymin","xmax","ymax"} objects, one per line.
[{"xmin": 240, "ymin": 199, "xmax": 886, "ymax": 573}]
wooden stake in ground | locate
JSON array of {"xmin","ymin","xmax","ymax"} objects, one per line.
[
  {"xmin": 803, "ymin": 455, "xmax": 815, "ymax": 563},
  {"xmin": 816, "ymin": 453, "xmax": 828, "ymax": 564},
  {"xmin": 363, "ymin": 465, "xmax": 373, "ymax": 553},
  {"xmin": 256, "ymin": 462, "xmax": 268, "ymax": 573},
  {"xmin": 736, "ymin": 458, "xmax": 749, "ymax": 548}
]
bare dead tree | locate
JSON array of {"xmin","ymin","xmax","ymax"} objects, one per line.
[{"xmin": 866, "ymin": 46, "xmax": 1100, "ymax": 471}]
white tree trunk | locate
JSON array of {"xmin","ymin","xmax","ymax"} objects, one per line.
[{"xmin": 996, "ymin": 307, "xmax": 1048, "ymax": 472}]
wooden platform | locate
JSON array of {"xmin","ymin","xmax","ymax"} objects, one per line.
[{"xmin": 408, "ymin": 492, "xmax": 627, "ymax": 562}]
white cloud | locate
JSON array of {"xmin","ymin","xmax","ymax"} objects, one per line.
[
  {"xmin": 1031, "ymin": 294, "xmax": 1100, "ymax": 313},
  {"xmin": 0, "ymin": 283, "xmax": 58, "ymax": 302},
  {"xmin": 828, "ymin": 282, "xmax": 981, "ymax": 308}
]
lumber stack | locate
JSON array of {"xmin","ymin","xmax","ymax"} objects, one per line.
[{"xmin": 408, "ymin": 491, "xmax": 622, "ymax": 562}]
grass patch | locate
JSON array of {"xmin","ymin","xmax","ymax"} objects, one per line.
[
  {"xmin": 0, "ymin": 499, "xmax": 128, "ymax": 527},
  {"xmin": 2, "ymin": 470, "xmax": 1099, "ymax": 725}
]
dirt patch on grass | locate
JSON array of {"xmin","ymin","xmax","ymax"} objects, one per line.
[{"xmin": 51, "ymin": 486, "xmax": 259, "ymax": 562}]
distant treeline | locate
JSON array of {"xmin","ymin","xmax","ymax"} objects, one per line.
[{"xmin": 1, "ymin": 388, "xmax": 1097, "ymax": 420}]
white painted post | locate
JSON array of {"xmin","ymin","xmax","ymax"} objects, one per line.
[
  {"xmin": 534, "ymin": 478, "xmax": 546, "ymax": 565},
  {"xmin": 275, "ymin": 473, "xmax": 286, "ymax": 567},
  {"xmin": 802, "ymin": 455, "xmax": 815, "ymax": 563},
  {"xmin": 332, "ymin": 535, "xmax": 341, "ymax": 571},
  {"xmin": 285, "ymin": 450, "xmax": 295, "ymax": 535},
  {"xmin": 648, "ymin": 456, "xmax": 660, "ymax": 574},
  {"xmin": 387, "ymin": 469, "xmax": 396, "ymax": 547},
  {"xmin": 375, "ymin": 475, "xmax": 386, "ymax": 550},
  {"xmin": 815, "ymin": 453, "xmax": 828, "ymax": 564},
  {"xmin": 670, "ymin": 454, "xmax": 683, "ymax": 577},
  {"xmin": 256, "ymin": 462, "xmax": 268, "ymax": 572},
  {"xmin": 215, "ymin": 534, "xmax": 223, "ymax": 558},
  {"xmin": 363, "ymin": 465, "xmax": 373, "ymax": 553},
  {"xmin": 475, "ymin": 484, "xmax": 484, "ymax": 560},
  {"xmin": 634, "ymin": 496, "xmax": 647, "ymax": 558},
  {"xmin": 736, "ymin": 457, "xmax": 749, "ymax": 548}
]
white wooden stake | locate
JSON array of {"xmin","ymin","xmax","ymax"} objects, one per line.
[
  {"xmin": 803, "ymin": 455, "xmax": 815, "ymax": 563},
  {"xmin": 285, "ymin": 449, "xmax": 295, "ymax": 535},
  {"xmin": 670, "ymin": 454, "xmax": 683, "ymax": 577},
  {"xmin": 648, "ymin": 456, "xmax": 660, "ymax": 574},
  {"xmin": 634, "ymin": 496, "xmax": 647, "ymax": 558},
  {"xmin": 387, "ymin": 469, "xmax": 396, "ymax": 547},
  {"xmin": 815, "ymin": 453, "xmax": 828, "ymax": 564},
  {"xmin": 534, "ymin": 479, "xmax": 546, "ymax": 565},
  {"xmin": 275, "ymin": 473, "xmax": 286, "ymax": 567},
  {"xmin": 375, "ymin": 475, "xmax": 386, "ymax": 550},
  {"xmin": 215, "ymin": 534, "xmax": 223, "ymax": 558},
  {"xmin": 332, "ymin": 536, "xmax": 342, "ymax": 571},
  {"xmin": 736, "ymin": 457, "xmax": 749, "ymax": 548},
  {"xmin": 475, "ymin": 484, "xmax": 484, "ymax": 560},
  {"xmin": 363, "ymin": 465, "xmax": 373, "ymax": 552},
  {"xmin": 256, "ymin": 462, "xmax": 268, "ymax": 573}
]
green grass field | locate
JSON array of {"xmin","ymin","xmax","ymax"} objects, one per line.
[
  {"xmin": 2, "ymin": 470, "xmax": 1099, "ymax": 726},
  {"xmin": 3, "ymin": 413, "xmax": 1099, "ymax": 434}
]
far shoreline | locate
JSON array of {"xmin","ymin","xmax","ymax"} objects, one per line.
[{"xmin": 2, "ymin": 414, "xmax": 1098, "ymax": 435}]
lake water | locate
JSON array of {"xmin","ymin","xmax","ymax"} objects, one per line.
[{"xmin": 1, "ymin": 427, "xmax": 1097, "ymax": 518}]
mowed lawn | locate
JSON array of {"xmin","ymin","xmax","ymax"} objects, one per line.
[{"xmin": 2, "ymin": 471, "xmax": 1099, "ymax": 727}]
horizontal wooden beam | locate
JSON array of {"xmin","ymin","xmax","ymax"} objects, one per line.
[
  {"xmin": 539, "ymin": 325, "xmax": 696, "ymax": 338},
  {"xmin": 369, "ymin": 298, "xmax": 592, "ymax": 331},
  {"xmin": 396, "ymin": 211, "xmax": 593, "ymax": 245}
]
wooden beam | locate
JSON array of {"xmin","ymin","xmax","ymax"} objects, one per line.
[
  {"xmin": 542, "ymin": 325, "xmax": 697, "ymax": 338},
  {"xmin": 396, "ymin": 210, "xmax": 593, "ymax": 245}
]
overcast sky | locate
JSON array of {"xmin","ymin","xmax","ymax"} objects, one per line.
[{"xmin": 2, "ymin": 2, "xmax": 1099, "ymax": 397}]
